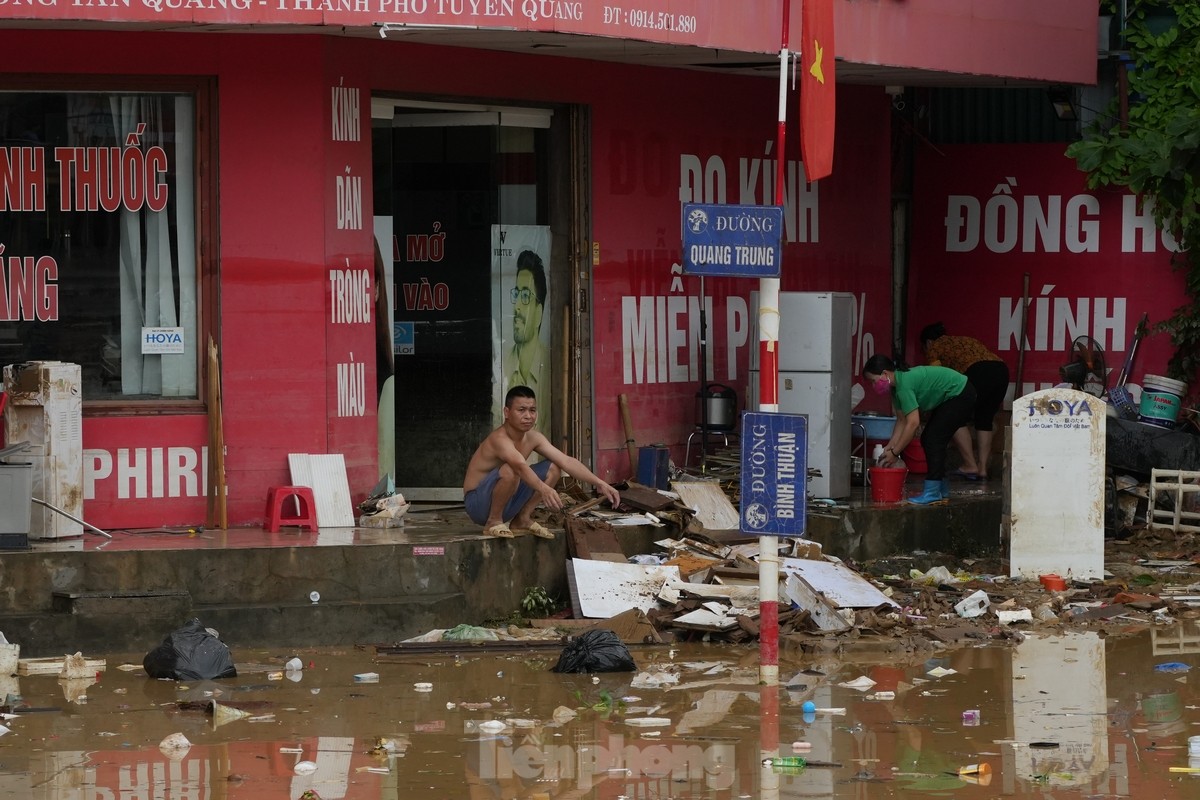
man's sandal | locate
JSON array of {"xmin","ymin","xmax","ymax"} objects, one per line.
[
  {"xmin": 486, "ymin": 522, "xmax": 514, "ymax": 538},
  {"xmin": 517, "ymin": 522, "xmax": 556, "ymax": 540}
]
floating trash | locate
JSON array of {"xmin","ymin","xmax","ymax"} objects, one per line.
[{"xmin": 1154, "ymin": 662, "xmax": 1191, "ymax": 674}]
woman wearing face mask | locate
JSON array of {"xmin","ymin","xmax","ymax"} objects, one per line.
[{"xmin": 862, "ymin": 354, "xmax": 977, "ymax": 505}]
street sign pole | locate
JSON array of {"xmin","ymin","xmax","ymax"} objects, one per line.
[
  {"xmin": 759, "ymin": 0, "xmax": 790, "ymax": 691},
  {"xmin": 758, "ymin": 1, "xmax": 790, "ymax": 790}
]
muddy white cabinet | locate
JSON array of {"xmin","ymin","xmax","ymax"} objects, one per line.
[{"xmin": 2, "ymin": 361, "xmax": 83, "ymax": 539}]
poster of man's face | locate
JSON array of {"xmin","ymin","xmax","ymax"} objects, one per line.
[
  {"xmin": 492, "ymin": 225, "xmax": 551, "ymax": 434},
  {"xmin": 512, "ymin": 251, "xmax": 544, "ymax": 347}
]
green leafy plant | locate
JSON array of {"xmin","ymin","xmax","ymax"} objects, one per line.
[
  {"xmin": 520, "ymin": 586, "xmax": 556, "ymax": 618},
  {"xmin": 571, "ymin": 688, "xmax": 626, "ymax": 717},
  {"xmin": 1067, "ymin": 2, "xmax": 1200, "ymax": 384}
]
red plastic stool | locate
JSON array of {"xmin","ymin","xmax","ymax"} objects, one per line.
[{"xmin": 264, "ymin": 486, "xmax": 319, "ymax": 532}]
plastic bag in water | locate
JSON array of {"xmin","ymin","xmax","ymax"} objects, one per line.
[
  {"xmin": 143, "ymin": 618, "xmax": 237, "ymax": 681},
  {"xmin": 551, "ymin": 630, "xmax": 636, "ymax": 673}
]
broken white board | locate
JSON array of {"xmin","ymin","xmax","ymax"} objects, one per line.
[
  {"xmin": 569, "ymin": 560, "xmax": 680, "ymax": 619},
  {"xmin": 780, "ymin": 558, "xmax": 898, "ymax": 608},
  {"xmin": 672, "ymin": 608, "xmax": 740, "ymax": 631},
  {"xmin": 784, "ymin": 573, "xmax": 852, "ymax": 632},
  {"xmin": 288, "ymin": 453, "xmax": 355, "ymax": 527},
  {"xmin": 671, "ymin": 480, "xmax": 740, "ymax": 530},
  {"xmin": 1010, "ymin": 389, "xmax": 1105, "ymax": 580}
]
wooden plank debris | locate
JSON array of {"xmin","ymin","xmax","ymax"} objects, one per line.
[
  {"xmin": 565, "ymin": 516, "xmax": 625, "ymax": 561},
  {"xmin": 681, "ymin": 537, "xmax": 732, "ymax": 559},
  {"xmin": 569, "ymin": 497, "xmax": 604, "ymax": 517},
  {"xmin": 19, "ymin": 655, "xmax": 106, "ymax": 676},
  {"xmin": 671, "ymin": 480, "xmax": 741, "ymax": 530},
  {"xmin": 616, "ymin": 482, "xmax": 676, "ymax": 513},
  {"xmin": 663, "ymin": 552, "xmax": 724, "ymax": 581}
]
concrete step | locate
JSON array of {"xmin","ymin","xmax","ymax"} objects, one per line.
[
  {"xmin": 0, "ymin": 593, "xmax": 467, "ymax": 657},
  {"xmin": 195, "ymin": 593, "xmax": 467, "ymax": 648},
  {"xmin": 52, "ymin": 590, "xmax": 191, "ymax": 618},
  {"xmin": 807, "ymin": 494, "xmax": 1003, "ymax": 561}
]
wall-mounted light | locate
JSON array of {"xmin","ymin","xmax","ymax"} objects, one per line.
[{"xmin": 1047, "ymin": 87, "xmax": 1078, "ymax": 121}]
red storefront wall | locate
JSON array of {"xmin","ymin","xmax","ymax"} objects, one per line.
[
  {"xmin": 908, "ymin": 143, "xmax": 1183, "ymax": 399},
  {"xmin": 0, "ymin": 31, "xmax": 378, "ymax": 529},
  {"xmin": 585, "ymin": 82, "xmax": 894, "ymax": 481},
  {"xmin": 4, "ymin": 31, "xmax": 894, "ymax": 525},
  {"xmin": 5, "ymin": 28, "xmax": 1106, "ymax": 527}
]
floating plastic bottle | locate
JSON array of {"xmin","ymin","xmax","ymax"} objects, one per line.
[{"xmin": 762, "ymin": 756, "xmax": 807, "ymax": 770}]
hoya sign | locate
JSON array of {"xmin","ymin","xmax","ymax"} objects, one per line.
[
  {"xmin": 682, "ymin": 203, "xmax": 783, "ymax": 277},
  {"xmin": 740, "ymin": 412, "xmax": 806, "ymax": 536},
  {"xmin": 141, "ymin": 326, "xmax": 185, "ymax": 355}
]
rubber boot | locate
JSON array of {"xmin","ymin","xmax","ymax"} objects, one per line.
[
  {"xmin": 908, "ymin": 479, "xmax": 948, "ymax": 505},
  {"xmin": 941, "ymin": 479, "xmax": 950, "ymax": 497}
]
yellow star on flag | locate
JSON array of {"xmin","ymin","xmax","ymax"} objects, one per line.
[{"xmin": 809, "ymin": 39, "xmax": 825, "ymax": 85}]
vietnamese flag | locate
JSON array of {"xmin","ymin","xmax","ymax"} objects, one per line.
[{"xmin": 800, "ymin": 0, "xmax": 836, "ymax": 181}]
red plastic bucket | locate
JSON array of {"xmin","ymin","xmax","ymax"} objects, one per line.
[{"xmin": 869, "ymin": 466, "xmax": 908, "ymax": 503}]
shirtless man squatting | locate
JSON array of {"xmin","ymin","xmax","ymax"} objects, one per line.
[{"xmin": 463, "ymin": 385, "xmax": 620, "ymax": 538}]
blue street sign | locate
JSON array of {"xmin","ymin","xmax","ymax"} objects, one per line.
[
  {"xmin": 740, "ymin": 412, "xmax": 807, "ymax": 536},
  {"xmin": 682, "ymin": 203, "xmax": 783, "ymax": 278}
]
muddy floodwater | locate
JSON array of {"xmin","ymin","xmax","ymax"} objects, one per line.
[{"xmin": 2, "ymin": 625, "xmax": 1199, "ymax": 798}]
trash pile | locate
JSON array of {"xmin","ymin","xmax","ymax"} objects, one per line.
[
  {"xmin": 486, "ymin": 473, "xmax": 1200, "ymax": 654},
  {"xmin": 357, "ymin": 475, "xmax": 409, "ymax": 529}
]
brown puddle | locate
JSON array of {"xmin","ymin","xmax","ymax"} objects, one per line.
[{"xmin": 0, "ymin": 625, "xmax": 1199, "ymax": 798}]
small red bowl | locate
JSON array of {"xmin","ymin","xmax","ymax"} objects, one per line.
[{"xmin": 1040, "ymin": 574, "xmax": 1067, "ymax": 592}]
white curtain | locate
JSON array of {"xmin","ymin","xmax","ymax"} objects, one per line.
[{"xmin": 111, "ymin": 95, "xmax": 197, "ymax": 397}]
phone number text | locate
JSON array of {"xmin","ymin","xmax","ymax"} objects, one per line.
[{"xmin": 602, "ymin": 6, "xmax": 698, "ymax": 33}]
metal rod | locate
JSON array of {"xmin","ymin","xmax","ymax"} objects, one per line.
[
  {"xmin": 31, "ymin": 497, "xmax": 112, "ymax": 538},
  {"xmin": 699, "ymin": 274, "xmax": 708, "ymax": 473}
]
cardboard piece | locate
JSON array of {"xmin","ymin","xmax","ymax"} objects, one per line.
[{"xmin": 586, "ymin": 607, "xmax": 663, "ymax": 644}]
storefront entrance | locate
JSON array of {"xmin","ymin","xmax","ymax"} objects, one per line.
[{"xmin": 372, "ymin": 100, "xmax": 583, "ymax": 499}]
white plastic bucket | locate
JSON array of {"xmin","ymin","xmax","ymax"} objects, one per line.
[{"xmin": 1138, "ymin": 374, "xmax": 1187, "ymax": 428}]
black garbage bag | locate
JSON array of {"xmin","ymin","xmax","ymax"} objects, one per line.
[
  {"xmin": 550, "ymin": 629, "xmax": 636, "ymax": 673},
  {"xmin": 143, "ymin": 618, "xmax": 237, "ymax": 680}
]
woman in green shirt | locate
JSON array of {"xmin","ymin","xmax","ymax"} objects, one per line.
[{"xmin": 862, "ymin": 354, "xmax": 978, "ymax": 504}]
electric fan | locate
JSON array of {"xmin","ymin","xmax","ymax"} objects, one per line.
[{"xmin": 1058, "ymin": 335, "xmax": 1107, "ymax": 397}]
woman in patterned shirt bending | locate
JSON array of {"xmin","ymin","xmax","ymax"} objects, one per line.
[{"xmin": 919, "ymin": 322, "xmax": 1010, "ymax": 481}]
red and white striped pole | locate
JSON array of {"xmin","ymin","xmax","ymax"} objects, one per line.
[
  {"xmin": 759, "ymin": 0, "xmax": 790, "ymax": 690},
  {"xmin": 757, "ymin": 4, "xmax": 790, "ymax": 791}
]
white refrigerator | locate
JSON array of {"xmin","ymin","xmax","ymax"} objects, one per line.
[{"xmin": 749, "ymin": 292, "xmax": 854, "ymax": 498}]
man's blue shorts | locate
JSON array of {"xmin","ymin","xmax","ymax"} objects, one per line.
[{"xmin": 464, "ymin": 460, "xmax": 553, "ymax": 525}]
